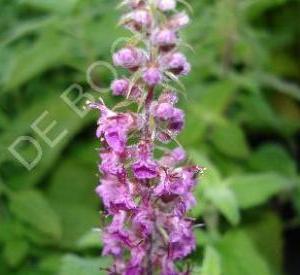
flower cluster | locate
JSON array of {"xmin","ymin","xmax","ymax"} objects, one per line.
[{"xmin": 90, "ymin": 1, "xmax": 202, "ymax": 274}]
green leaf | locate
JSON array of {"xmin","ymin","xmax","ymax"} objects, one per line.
[
  {"xmin": 217, "ymin": 230, "xmax": 272, "ymax": 275},
  {"xmin": 248, "ymin": 144, "xmax": 296, "ymax": 176},
  {"xmin": 189, "ymin": 150, "xmax": 221, "ymax": 217},
  {"xmin": 76, "ymin": 230, "xmax": 101, "ymax": 250},
  {"xmin": 39, "ymin": 254, "xmax": 62, "ymax": 274},
  {"xmin": 47, "ymin": 144, "xmax": 99, "ymax": 248},
  {"xmin": 205, "ymin": 184, "xmax": 240, "ymax": 225},
  {"xmin": 2, "ymin": 17, "xmax": 55, "ymax": 46},
  {"xmin": 3, "ymin": 239, "xmax": 29, "ymax": 267},
  {"xmin": 291, "ymin": 177, "xmax": 300, "ymax": 218},
  {"xmin": 189, "ymin": 150, "xmax": 222, "ymax": 186},
  {"xmin": 201, "ymin": 245, "xmax": 221, "ymax": 275},
  {"xmin": 210, "ymin": 123, "xmax": 250, "ymax": 159},
  {"xmin": 1, "ymin": 92, "xmax": 97, "ymax": 188},
  {"xmin": 244, "ymin": 212, "xmax": 283, "ymax": 275},
  {"xmin": 9, "ymin": 190, "xmax": 62, "ymax": 240},
  {"xmin": 199, "ymin": 80, "xmax": 236, "ymax": 115},
  {"xmin": 3, "ymin": 31, "xmax": 70, "ymax": 92},
  {"xmin": 237, "ymin": 92, "xmax": 281, "ymax": 131},
  {"xmin": 59, "ymin": 254, "xmax": 111, "ymax": 275},
  {"xmin": 227, "ymin": 173, "xmax": 292, "ymax": 208},
  {"xmin": 20, "ymin": 0, "xmax": 80, "ymax": 13}
]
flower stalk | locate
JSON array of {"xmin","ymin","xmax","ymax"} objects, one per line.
[{"xmin": 89, "ymin": 1, "xmax": 202, "ymax": 274}]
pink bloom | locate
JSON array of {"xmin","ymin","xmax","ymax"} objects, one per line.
[
  {"xmin": 160, "ymin": 147, "xmax": 186, "ymax": 167},
  {"xmin": 124, "ymin": 0, "xmax": 145, "ymax": 9},
  {"xmin": 153, "ymin": 102, "xmax": 175, "ymax": 120},
  {"xmin": 131, "ymin": 9, "xmax": 152, "ymax": 27},
  {"xmin": 168, "ymin": 108, "xmax": 185, "ymax": 132},
  {"xmin": 155, "ymin": 0, "xmax": 176, "ymax": 11},
  {"xmin": 168, "ymin": 12, "xmax": 190, "ymax": 30},
  {"xmin": 96, "ymin": 175, "xmax": 136, "ymax": 213},
  {"xmin": 143, "ymin": 67, "xmax": 163, "ymax": 86},
  {"xmin": 154, "ymin": 169, "xmax": 185, "ymax": 197},
  {"xmin": 133, "ymin": 159, "xmax": 159, "ymax": 179},
  {"xmin": 159, "ymin": 90, "xmax": 178, "ymax": 104},
  {"xmin": 97, "ymin": 111, "xmax": 137, "ymax": 153},
  {"xmin": 162, "ymin": 52, "xmax": 191, "ymax": 76},
  {"xmin": 90, "ymin": 2, "xmax": 200, "ymax": 274},
  {"xmin": 133, "ymin": 208, "xmax": 154, "ymax": 236},
  {"xmin": 152, "ymin": 28, "xmax": 177, "ymax": 48},
  {"xmin": 168, "ymin": 218, "xmax": 196, "ymax": 260},
  {"xmin": 113, "ymin": 47, "xmax": 146, "ymax": 70},
  {"xmin": 99, "ymin": 149, "xmax": 124, "ymax": 175},
  {"xmin": 111, "ymin": 79, "xmax": 129, "ymax": 96}
]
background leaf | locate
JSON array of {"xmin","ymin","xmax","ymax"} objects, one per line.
[
  {"xmin": 217, "ymin": 230, "xmax": 272, "ymax": 275},
  {"xmin": 9, "ymin": 190, "xmax": 62, "ymax": 240},
  {"xmin": 201, "ymin": 245, "xmax": 221, "ymax": 275},
  {"xmin": 228, "ymin": 173, "xmax": 292, "ymax": 208},
  {"xmin": 210, "ymin": 123, "xmax": 250, "ymax": 159},
  {"xmin": 59, "ymin": 254, "xmax": 111, "ymax": 275}
]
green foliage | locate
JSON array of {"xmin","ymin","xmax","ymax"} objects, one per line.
[
  {"xmin": 217, "ymin": 230, "xmax": 272, "ymax": 275},
  {"xmin": 210, "ymin": 123, "xmax": 250, "ymax": 159},
  {"xmin": 9, "ymin": 190, "xmax": 62, "ymax": 240},
  {"xmin": 201, "ymin": 246, "xmax": 221, "ymax": 275},
  {"xmin": 59, "ymin": 254, "xmax": 111, "ymax": 275},
  {"xmin": 228, "ymin": 173, "xmax": 292, "ymax": 209},
  {"xmin": 0, "ymin": 0, "xmax": 299, "ymax": 274}
]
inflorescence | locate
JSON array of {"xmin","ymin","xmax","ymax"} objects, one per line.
[{"xmin": 89, "ymin": 1, "xmax": 202, "ymax": 274}]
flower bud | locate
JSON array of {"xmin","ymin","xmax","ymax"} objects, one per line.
[
  {"xmin": 123, "ymin": 0, "xmax": 145, "ymax": 9},
  {"xmin": 158, "ymin": 90, "xmax": 178, "ymax": 104},
  {"xmin": 153, "ymin": 102, "xmax": 175, "ymax": 120},
  {"xmin": 168, "ymin": 12, "xmax": 190, "ymax": 30},
  {"xmin": 155, "ymin": 0, "xmax": 176, "ymax": 11},
  {"xmin": 113, "ymin": 47, "xmax": 146, "ymax": 70},
  {"xmin": 122, "ymin": 8, "xmax": 152, "ymax": 32},
  {"xmin": 133, "ymin": 159, "xmax": 159, "ymax": 179},
  {"xmin": 168, "ymin": 108, "xmax": 185, "ymax": 132},
  {"xmin": 162, "ymin": 52, "xmax": 191, "ymax": 75},
  {"xmin": 151, "ymin": 28, "xmax": 177, "ymax": 51},
  {"xmin": 111, "ymin": 79, "xmax": 129, "ymax": 96},
  {"xmin": 143, "ymin": 66, "xmax": 163, "ymax": 86}
]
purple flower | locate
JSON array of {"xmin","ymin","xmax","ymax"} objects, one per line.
[
  {"xmin": 152, "ymin": 28, "xmax": 177, "ymax": 50},
  {"xmin": 171, "ymin": 147, "xmax": 186, "ymax": 163},
  {"xmin": 155, "ymin": 0, "xmax": 176, "ymax": 11},
  {"xmin": 123, "ymin": 9, "xmax": 152, "ymax": 32},
  {"xmin": 113, "ymin": 47, "xmax": 146, "ymax": 70},
  {"xmin": 161, "ymin": 257, "xmax": 179, "ymax": 275},
  {"xmin": 96, "ymin": 175, "xmax": 136, "ymax": 213},
  {"xmin": 102, "ymin": 212, "xmax": 129, "ymax": 256},
  {"xmin": 99, "ymin": 149, "xmax": 124, "ymax": 175},
  {"xmin": 133, "ymin": 159, "xmax": 159, "ymax": 179},
  {"xmin": 97, "ymin": 111, "xmax": 137, "ymax": 153},
  {"xmin": 131, "ymin": 9, "xmax": 152, "ymax": 27},
  {"xmin": 152, "ymin": 102, "xmax": 175, "ymax": 120},
  {"xmin": 111, "ymin": 79, "xmax": 129, "ymax": 96},
  {"xmin": 162, "ymin": 52, "xmax": 191, "ymax": 76},
  {"xmin": 168, "ymin": 108, "xmax": 185, "ymax": 132},
  {"xmin": 125, "ymin": 0, "xmax": 145, "ymax": 9},
  {"xmin": 154, "ymin": 169, "xmax": 185, "ymax": 198},
  {"xmin": 90, "ymin": 1, "xmax": 201, "ymax": 274},
  {"xmin": 159, "ymin": 91, "xmax": 178, "ymax": 104},
  {"xmin": 168, "ymin": 218, "xmax": 196, "ymax": 260},
  {"xmin": 143, "ymin": 67, "xmax": 163, "ymax": 86},
  {"xmin": 133, "ymin": 208, "xmax": 154, "ymax": 236},
  {"xmin": 168, "ymin": 12, "xmax": 190, "ymax": 30},
  {"xmin": 160, "ymin": 147, "xmax": 186, "ymax": 167},
  {"xmin": 125, "ymin": 247, "xmax": 146, "ymax": 274}
]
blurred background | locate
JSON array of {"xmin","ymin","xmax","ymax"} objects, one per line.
[{"xmin": 0, "ymin": 0, "xmax": 300, "ymax": 274}]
